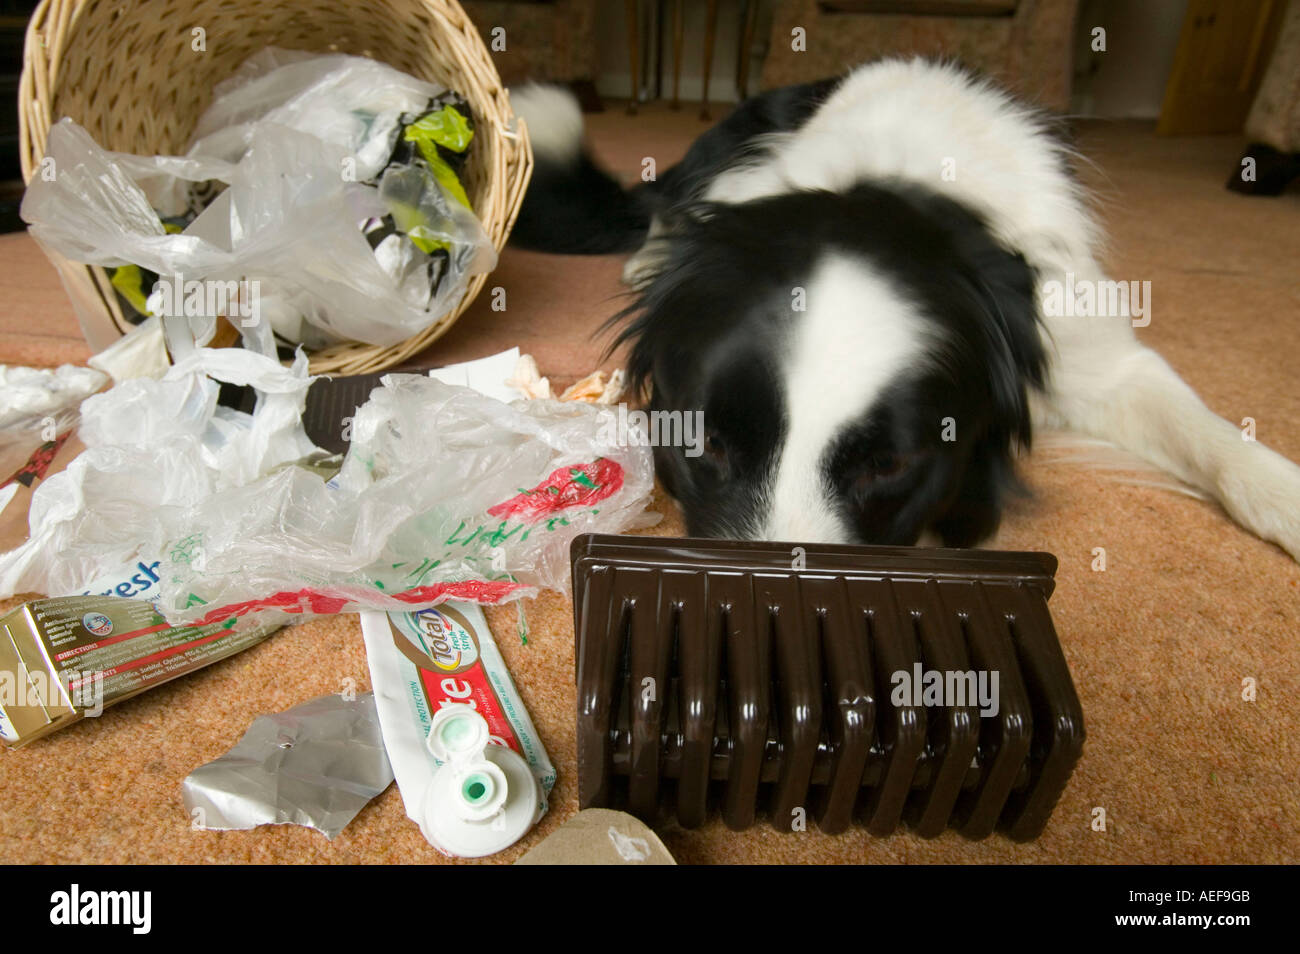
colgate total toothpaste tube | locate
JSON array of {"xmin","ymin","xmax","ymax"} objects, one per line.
[{"xmin": 359, "ymin": 601, "xmax": 554, "ymax": 856}]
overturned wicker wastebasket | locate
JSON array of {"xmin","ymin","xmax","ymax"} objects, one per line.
[{"xmin": 19, "ymin": 0, "xmax": 532, "ymax": 373}]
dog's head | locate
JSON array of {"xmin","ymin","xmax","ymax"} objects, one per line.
[{"xmin": 614, "ymin": 183, "xmax": 1046, "ymax": 546}]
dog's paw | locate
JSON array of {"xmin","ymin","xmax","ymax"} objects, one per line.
[{"xmin": 1216, "ymin": 442, "xmax": 1300, "ymax": 562}]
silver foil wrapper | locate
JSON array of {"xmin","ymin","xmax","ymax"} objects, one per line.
[{"xmin": 183, "ymin": 691, "xmax": 394, "ymax": 839}]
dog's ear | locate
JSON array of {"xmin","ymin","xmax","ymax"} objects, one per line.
[
  {"xmin": 606, "ymin": 274, "xmax": 679, "ymax": 406},
  {"xmin": 908, "ymin": 198, "xmax": 1044, "ymax": 548},
  {"xmin": 889, "ymin": 183, "xmax": 1046, "ymax": 454},
  {"xmin": 986, "ymin": 259, "xmax": 1045, "ymax": 447},
  {"xmin": 604, "ymin": 203, "xmax": 737, "ymax": 403},
  {"xmin": 955, "ymin": 241, "xmax": 1046, "ymax": 453},
  {"xmin": 935, "ymin": 242, "xmax": 1042, "ymax": 547}
]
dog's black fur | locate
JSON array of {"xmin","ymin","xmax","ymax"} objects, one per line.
[{"xmin": 610, "ymin": 184, "xmax": 1045, "ymax": 543}]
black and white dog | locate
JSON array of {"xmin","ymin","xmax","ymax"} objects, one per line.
[{"xmin": 510, "ymin": 59, "xmax": 1300, "ymax": 560}]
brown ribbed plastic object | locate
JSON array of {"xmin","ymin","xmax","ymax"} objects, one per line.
[{"xmin": 572, "ymin": 534, "xmax": 1085, "ymax": 841}]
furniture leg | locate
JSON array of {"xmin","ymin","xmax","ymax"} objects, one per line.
[{"xmin": 700, "ymin": 0, "xmax": 719, "ymax": 119}]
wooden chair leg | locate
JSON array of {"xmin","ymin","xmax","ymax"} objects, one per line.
[
  {"xmin": 671, "ymin": 0, "xmax": 684, "ymax": 109},
  {"xmin": 700, "ymin": 0, "xmax": 719, "ymax": 120},
  {"xmin": 626, "ymin": 0, "xmax": 640, "ymax": 115},
  {"xmin": 737, "ymin": 0, "xmax": 759, "ymax": 101}
]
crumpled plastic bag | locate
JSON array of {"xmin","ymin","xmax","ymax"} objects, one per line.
[
  {"xmin": 0, "ymin": 351, "xmax": 656, "ymax": 630},
  {"xmin": 0, "ymin": 347, "xmax": 317, "ymax": 598},
  {"xmin": 0, "ymin": 364, "xmax": 106, "ymax": 471},
  {"xmin": 0, "ymin": 364, "xmax": 106, "ymax": 432},
  {"xmin": 157, "ymin": 372, "xmax": 656, "ymax": 628},
  {"xmin": 0, "ymin": 364, "xmax": 108, "ymax": 523},
  {"xmin": 20, "ymin": 49, "xmax": 496, "ymax": 349},
  {"xmin": 187, "ymin": 48, "xmax": 443, "ymax": 177},
  {"xmin": 182, "ymin": 691, "xmax": 394, "ymax": 839}
]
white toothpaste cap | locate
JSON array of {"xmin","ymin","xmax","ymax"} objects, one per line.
[{"xmin": 422, "ymin": 705, "xmax": 542, "ymax": 857}]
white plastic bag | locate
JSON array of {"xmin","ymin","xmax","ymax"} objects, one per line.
[
  {"xmin": 0, "ymin": 364, "xmax": 106, "ymax": 434},
  {"xmin": 0, "ymin": 352, "xmax": 656, "ymax": 629},
  {"xmin": 0, "ymin": 348, "xmax": 316, "ymax": 599},
  {"xmin": 0, "ymin": 364, "xmax": 107, "ymax": 496},
  {"xmin": 20, "ymin": 50, "xmax": 496, "ymax": 349},
  {"xmin": 188, "ymin": 48, "xmax": 437, "ymax": 181},
  {"xmin": 156, "ymin": 373, "xmax": 655, "ymax": 627}
]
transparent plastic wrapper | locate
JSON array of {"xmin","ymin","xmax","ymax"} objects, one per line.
[
  {"xmin": 0, "ymin": 349, "xmax": 656, "ymax": 630},
  {"xmin": 0, "ymin": 347, "xmax": 317, "ymax": 600},
  {"xmin": 188, "ymin": 49, "xmax": 444, "ymax": 178},
  {"xmin": 20, "ymin": 50, "xmax": 496, "ymax": 349},
  {"xmin": 157, "ymin": 373, "xmax": 656, "ymax": 628},
  {"xmin": 0, "ymin": 364, "xmax": 106, "ymax": 482}
]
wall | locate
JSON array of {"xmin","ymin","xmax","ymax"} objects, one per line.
[
  {"xmin": 1072, "ymin": 0, "xmax": 1189, "ymax": 118},
  {"xmin": 593, "ymin": 0, "xmax": 1189, "ymax": 115}
]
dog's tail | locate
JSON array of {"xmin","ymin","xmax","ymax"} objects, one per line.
[{"xmin": 508, "ymin": 85, "xmax": 651, "ymax": 254}]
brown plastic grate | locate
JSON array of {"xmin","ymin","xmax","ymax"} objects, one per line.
[{"xmin": 572, "ymin": 534, "xmax": 1085, "ymax": 841}]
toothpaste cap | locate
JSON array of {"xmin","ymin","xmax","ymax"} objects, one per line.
[
  {"xmin": 427, "ymin": 704, "xmax": 491, "ymax": 763},
  {"xmin": 422, "ymin": 705, "xmax": 542, "ymax": 857}
]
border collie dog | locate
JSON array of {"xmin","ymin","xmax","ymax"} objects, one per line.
[{"xmin": 510, "ymin": 59, "xmax": 1300, "ymax": 560}]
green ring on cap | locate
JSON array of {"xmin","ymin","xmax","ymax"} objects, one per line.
[{"xmin": 462, "ymin": 773, "xmax": 493, "ymax": 805}]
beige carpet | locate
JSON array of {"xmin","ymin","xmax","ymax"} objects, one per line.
[{"xmin": 1, "ymin": 108, "xmax": 1298, "ymax": 864}]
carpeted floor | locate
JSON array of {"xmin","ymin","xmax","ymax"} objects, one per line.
[{"xmin": 1, "ymin": 106, "xmax": 1297, "ymax": 864}]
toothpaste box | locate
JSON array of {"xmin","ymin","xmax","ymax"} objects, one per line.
[{"xmin": 0, "ymin": 561, "xmax": 279, "ymax": 747}]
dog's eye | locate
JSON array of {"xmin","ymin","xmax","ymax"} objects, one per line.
[
  {"xmin": 868, "ymin": 453, "xmax": 906, "ymax": 477},
  {"xmin": 850, "ymin": 452, "xmax": 912, "ymax": 491},
  {"xmin": 696, "ymin": 430, "xmax": 730, "ymax": 477}
]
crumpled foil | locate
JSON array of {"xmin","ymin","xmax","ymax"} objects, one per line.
[{"xmin": 183, "ymin": 691, "xmax": 394, "ymax": 839}]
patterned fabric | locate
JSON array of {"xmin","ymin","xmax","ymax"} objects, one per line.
[
  {"xmin": 1246, "ymin": 0, "xmax": 1300, "ymax": 151},
  {"xmin": 460, "ymin": 0, "xmax": 599, "ymax": 83},
  {"xmin": 760, "ymin": 0, "xmax": 1080, "ymax": 112}
]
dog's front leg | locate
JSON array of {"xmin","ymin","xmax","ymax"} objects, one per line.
[{"xmin": 1042, "ymin": 312, "xmax": 1300, "ymax": 562}]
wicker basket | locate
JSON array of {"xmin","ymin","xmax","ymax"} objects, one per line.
[{"xmin": 19, "ymin": 0, "xmax": 532, "ymax": 374}]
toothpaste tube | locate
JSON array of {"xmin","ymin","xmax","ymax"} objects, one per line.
[{"xmin": 360, "ymin": 601, "xmax": 554, "ymax": 856}]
